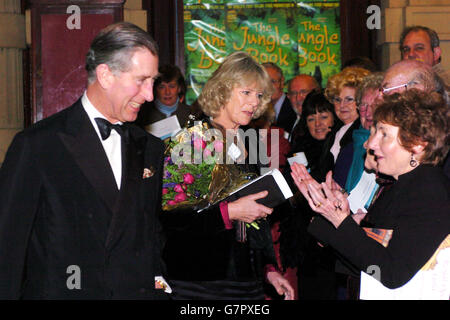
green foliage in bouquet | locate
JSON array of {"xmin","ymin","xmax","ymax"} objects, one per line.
[
  {"xmin": 161, "ymin": 120, "xmax": 256, "ymax": 212},
  {"xmin": 162, "ymin": 154, "xmax": 214, "ymax": 210},
  {"xmin": 162, "ymin": 120, "xmax": 225, "ymax": 210}
]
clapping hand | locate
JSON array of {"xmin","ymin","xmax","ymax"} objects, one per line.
[{"xmin": 290, "ymin": 163, "xmax": 350, "ymax": 228}]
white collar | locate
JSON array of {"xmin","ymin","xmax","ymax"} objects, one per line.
[
  {"xmin": 338, "ymin": 121, "xmax": 353, "ymax": 133},
  {"xmin": 81, "ymin": 91, "xmax": 123, "ymax": 140},
  {"xmin": 273, "ymin": 93, "xmax": 286, "ymax": 119}
]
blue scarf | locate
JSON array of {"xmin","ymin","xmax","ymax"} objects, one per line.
[
  {"xmin": 155, "ymin": 98, "xmax": 179, "ymax": 117},
  {"xmin": 345, "ymin": 126, "xmax": 370, "ymax": 192}
]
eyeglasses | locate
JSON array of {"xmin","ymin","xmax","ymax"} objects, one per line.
[
  {"xmin": 332, "ymin": 96, "xmax": 355, "ymax": 105},
  {"xmin": 287, "ymin": 90, "xmax": 310, "ymax": 97},
  {"xmin": 379, "ymin": 81, "xmax": 414, "ymax": 95}
]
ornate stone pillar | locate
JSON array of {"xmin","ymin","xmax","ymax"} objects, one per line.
[{"xmin": 0, "ymin": 0, "xmax": 26, "ymax": 164}]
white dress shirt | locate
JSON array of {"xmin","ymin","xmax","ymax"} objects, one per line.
[
  {"xmin": 81, "ymin": 92, "xmax": 123, "ymax": 189},
  {"xmin": 330, "ymin": 121, "xmax": 353, "ymax": 163},
  {"xmin": 273, "ymin": 93, "xmax": 286, "ymax": 121},
  {"xmin": 289, "ymin": 115, "xmax": 301, "ymax": 142}
]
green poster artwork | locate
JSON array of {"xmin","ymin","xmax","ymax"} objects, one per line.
[
  {"xmin": 226, "ymin": 2, "xmax": 298, "ymax": 82},
  {"xmin": 183, "ymin": 0, "xmax": 275, "ymax": 3},
  {"xmin": 184, "ymin": 0, "xmax": 224, "ymax": 4},
  {"xmin": 296, "ymin": 1, "xmax": 341, "ymax": 88},
  {"xmin": 182, "ymin": 1, "xmax": 342, "ymax": 104},
  {"xmin": 184, "ymin": 4, "xmax": 227, "ymax": 104}
]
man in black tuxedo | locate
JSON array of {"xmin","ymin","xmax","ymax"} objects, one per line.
[
  {"xmin": 0, "ymin": 22, "xmax": 168, "ymax": 299},
  {"xmin": 263, "ymin": 63, "xmax": 297, "ymax": 135}
]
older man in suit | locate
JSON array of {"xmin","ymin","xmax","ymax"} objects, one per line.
[
  {"xmin": 0, "ymin": 22, "xmax": 168, "ymax": 299},
  {"xmin": 399, "ymin": 25, "xmax": 449, "ymax": 86},
  {"xmin": 263, "ymin": 63, "xmax": 297, "ymax": 136}
]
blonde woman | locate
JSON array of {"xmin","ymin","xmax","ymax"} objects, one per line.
[
  {"xmin": 160, "ymin": 51, "xmax": 294, "ymax": 300},
  {"xmin": 324, "ymin": 67, "xmax": 371, "ymax": 162}
]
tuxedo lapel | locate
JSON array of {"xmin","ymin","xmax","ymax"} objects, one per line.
[{"xmin": 58, "ymin": 100, "xmax": 119, "ymax": 213}]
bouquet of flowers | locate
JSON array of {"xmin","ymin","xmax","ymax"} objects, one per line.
[{"xmin": 162, "ymin": 119, "xmax": 255, "ymax": 211}]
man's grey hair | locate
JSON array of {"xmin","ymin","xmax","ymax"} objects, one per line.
[
  {"xmin": 409, "ymin": 67, "xmax": 448, "ymax": 105},
  {"xmin": 85, "ymin": 22, "xmax": 159, "ymax": 84},
  {"xmin": 355, "ymin": 72, "xmax": 384, "ymax": 106}
]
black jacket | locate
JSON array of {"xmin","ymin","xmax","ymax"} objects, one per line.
[
  {"xmin": 160, "ymin": 122, "xmax": 277, "ymax": 282},
  {"xmin": 308, "ymin": 165, "xmax": 450, "ymax": 289},
  {"xmin": 0, "ymin": 100, "xmax": 167, "ymax": 299},
  {"xmin": 135, "ymin": 101, "xmax": 192, "ymax": 129},
  {"xmin": 274, "ymin": 97, "xmax": 297, "ymax": 134}
]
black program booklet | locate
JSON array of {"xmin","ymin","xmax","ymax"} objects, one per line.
[
  {"xmin": 197, "ymin": 168, "xmax": 293, "ymax": 213},
  {"xmin": 222, "ymin": 168, "xmax": 293, "ymax": 208}
]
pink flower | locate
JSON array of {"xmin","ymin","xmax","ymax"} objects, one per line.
[
  {"xmin": 162, "ymin": 188, "xmax": 169, "ymax": 195},
  {"xmin": 167, "ymin": 200, "xmax": 177, "ymax": 206},
  {"xmin": 213, "ymin": 140, "xmax": 223, "ymax": 153},
  {"xmin": 193, "ymin": 138, "xmax": 206, "ymax": 151},
  {"xmin": 203, "ymin": 148, "xmax": 212, "ymax": 159},
  {"xmin": 174, "ymin": 184, "xmax": 184, "ymax": 193},
  {"xmin": 183, "ymin": 173, "xmax": 195, "ymax": 185},
  {"xmin": 174, "ymin": 192, "xmax": 187, "ymax": 203}
]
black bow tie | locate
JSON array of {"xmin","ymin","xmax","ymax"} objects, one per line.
[{"xmin": 94, "ymin": 118, "xmax": 129, "ymax": 143}]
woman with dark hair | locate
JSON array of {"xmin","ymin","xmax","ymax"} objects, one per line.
[
  {"xmin": 279, "ymin": 91, "xmax": 341, "ymax": 300},
  {"xmin": 291, "ymin": 90, "xmax": 450, "ymax": 299},
  {"xmin": 135, "ymin": 64, "xmax": 191, "ymax": 129},
  {"xmin": 290, "ymin": 91, "xmax": 338, "ymax": 181}
]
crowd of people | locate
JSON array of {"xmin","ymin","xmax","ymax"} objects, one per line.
[{"xmin": 0, "ymin": 21, "xmax": 448, "ymax": 300}]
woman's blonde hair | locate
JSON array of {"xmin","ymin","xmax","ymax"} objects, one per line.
[
  {"xmin": 324, "ymin": 66, "xmax": 371, "ymax": 102},
  {"xmin": 197, "ymin": 51, "xmax": 274, "ymax": 119},
  {"xmin": 355, "ymin": 72, "xmax": 384, "ymax": 106}
]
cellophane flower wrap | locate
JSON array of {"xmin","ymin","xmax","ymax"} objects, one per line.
[{"xmin": 162, "ymin": 118, "xmax": 256, "ymax": 211}]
